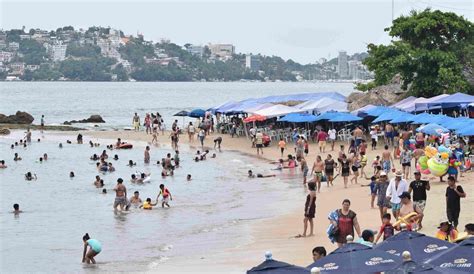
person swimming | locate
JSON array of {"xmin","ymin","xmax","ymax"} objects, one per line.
[
  {"xmin": 128, "ymin": 160, "xmax": 136, "ymax": 167},
  {"xmin": 59, "ymin": 143, "xmax": 63, "ymax": 148},
  {"xmin": 25, "ymin": 172, "xmax": 36, "ymax": 181},
  {"xmin": 113, "ymin": 154, "xmax": 119, "ymax": 160},
  {"xmin": 248, "ymin": 170, "xmax": 276, "ymax": 178},
  {"xmin": 108, "ymin": 163, "xmax": 115, "ymax": 172},
  {"xmin": 14, "ymin": 153, "xmax": 22, "ymax": 161},
  {"xmin": 89, "ymin": 141, "xmax": 94, "ymax": 147},
  {"xmin": 90, "ymin": 154, "xmax": 99, "ymax": 161},
  {"xmin": 69, "ymin": 171, "xmax": 75, "ymax": 178},
  {"xmin": 187, "ymin": 174, "xmax": 192, "ymax": 181},
  {"xmin": 0, "ymin": 160, "xmax": 7, "ymax": 168},
  {"xmin": 12, "ymin": 203, "xmax": 23, "ymax": 214},
  {"xmin": 82, "ymin": 233, "xmax": 101, "ymax": 264},
  {"xmin": 102, "ymin": 188, "xmax": 107, "ymax": 194}
]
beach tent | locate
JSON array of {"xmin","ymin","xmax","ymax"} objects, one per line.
[
  {"xmin": 307, "ymin": 242, "xmax": 401, "ymax": 273},
  {"xmin": 314, "ymin": 111, "xmax": 343, "ymax": 121},
  {"xmin": 243, "ymin": 115, "xmax": 266, "ymax": 123},
  {"xmin": 410, "ymin": 113, "xmax": 445, "ymax": 124},
  {"xmin": 391, "ymin": 96, "xmax": 418, "ymax": 109},
  {"xmin": 395, "ymin": 97, "xmax": 427, "ymax": 113},
  {"xmin": 413, "ymin": 94, "xmax": 450, "ymax": 112},
  {"xmin": 295, "ymin": 98, "xmax": 348, "ymax": 113},
  {"xmin": 457, "ymin": 125, "xmax": 474, "ymax": 136},
  {"xmin": 372, "ymin": 109, "xmax": 406, "ymax": 123},
  {"xmin": 416, "ymin": 123, "xmax": 449, "ymax": 135},
  {"xmin": 279, "ymin": 113, "xmax": 318, "ymax": 123},
  {"xmin": 363, "ymin": 106, "xmax": 393, "ymax": 117},
  {"xmin": 424, "ymin": 237, "xmax": 474, "ymax": 273},
  {"xmin": 209, "ymin": 100, "xmax": 237, "ymax": 114},
  {"xmin": 243, "ymin": 103, "xmax": 275, "ymax": 114},
  {"xmin": 374, "ymin": 231, "xmax": 454, "ymax": 263},
  {"xmin": 328, "ymin": 112, "xmax": 363, "ymax": 122},
  {"xmin": 438, "ymin": 117, "xmax": 472, "ymax": 131},
  {"xmin": 424, "ymin": 92, "xmax": 474, "ymax": 110},
  {"xmin": 254, "ymin": 104, "xmax": 300, "ymax": 118},
  {"xmin": 188, "ymin": 109, "xmax": 206, "ymax": 118},
  {"xmin": 351, "ymin": 104, "xmax": 376, "ymax": 116},
  {"xmin": 247, "ymin": 258, "xmax": 308, "ymax": 274},
  {"xmin": 389, "ymin": 112, "xmax": 417, "ymax": 124}
]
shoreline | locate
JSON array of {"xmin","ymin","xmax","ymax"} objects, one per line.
[{"xmin": 5, "ymin": 128, "xmax": 473, "ymax": 272}]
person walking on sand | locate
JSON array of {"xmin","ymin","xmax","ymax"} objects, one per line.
[
  {"xmin": 340, "ymin": 154, "xmax": 351, "ymax": 188},
  {"xmin": 144, "ymin": 113, "xmax": 151, "ymax": 134},
  {"xmin": 375, "ymin": 172, "xmax": 391, "ymax": 221},
  {"xmin": 198, "ymin": 128, "xmax": 205, "ymax": 149},
  {"xmin": 445, "ymin": 176, "xmax": 466, "ymax": 229},
  {"xmin": 255, "ymin": 130, "xmax": 264, "ymax": 155},
  {"xmin": 278, "ymin": 138, "xmax": 286, "ymax": 158},
  {"xmin": 330, "ymin": 199, "xmax": 361, "ymax": 247},
  {"xmin": 144, "ymin": 146, "xmax": 150, "ymax": 164},
  {"xmin": 298, "ymin": 182, "xmax": 316, "ymax": 238},
  {"xmin": 301, "ymin": 157, "xmax": 309, "ymax": 185},
  {"xmin": 400, "ymin": 146, "xmax": 412, "ymax": 180},
  {"xmin": 187, "ymin": 122, "xmax": 195, "ymax": 142},
  {"xmin": 317, "ymin": 129, "xmax": 328, "ymax": 153},
  {"xmin": 409, "ymin": 171, "xmax": 430, "ymax": 229},
  {"xmin": 324, "ymin": 154, "xmax": 336, "ymax": 187},
  {"xmin": 82, "ymin": 233, "xmax": 101, "ymax": 264},
  {"xmin": 353, "ymin": 126, "xmax": 364, "ymax": 150},
  {"xmin": 132, "ymin": 113, "xmax": 140, "ymax": 132},
  {"xmin": 328, "ymin": 128, "xmax": 337, "ymax": 151},
  {"xmin": 311, "ymin": 155, "xmax": 325, "ymax": 192},
  {"xmin": 113, "ymin": 178, "xmax": 127, "ymax": 211},
  {"xmin": 386, "ymin": 170, "xmax": 408, "ymax": 219},
  {"xmin": 382, "ymin": 145, "xmax": 393, "ymax": 174}
]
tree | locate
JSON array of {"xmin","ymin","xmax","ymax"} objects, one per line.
[
  {"xmin": 19, "ymin": 39, "xmax": 47, "ymax": 65},
  {"xmin": 362, "ymin": 9, "xmax": 474, "ymax": 96}
]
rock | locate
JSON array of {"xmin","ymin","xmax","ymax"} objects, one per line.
[
  {"xmin": 347, "ymin": 83, "xmax": 408, "ymax": 111},
  {"xmin": 63, "ymin": 115, "xmax": 105, "ymax": 124},
  {"xmin": 0, "ymin": 128, "xmax": 11, "ymax": 135},
  {"xmin": 0, "ymin": 111, "xmax": 34, "ymax": 124}
]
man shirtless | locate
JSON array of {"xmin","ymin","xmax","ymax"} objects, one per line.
[
  {"xmin": 401, "ymin": 129, "xmax": 411, "ymax": 149},
  {"xmin": 413, "ymin": 145, "xmax": 425, "ymax": 167},
  {"xmin": 382, "ymin": 145, "xmax": 393, "ymax": 174},
  {"xmin": 127, "ymin": 191, "xmax": 142, "ymax": 209},
  {"xmin": 385, "ymin": 124, "xmax": 394, "ymax": 147},
  {"xmin": 113, "ymin": 178, "xmax": 127, "ymax": 211},
  {"xmin": 353, "ymin": 126, "xmax": 364, "ymax": 149},
  {"xmin": 311, "ymin": 156, "xmax": 325, "ymax": 193}
]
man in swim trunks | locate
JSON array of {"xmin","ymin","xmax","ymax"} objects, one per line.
[
  {"xmin": 144, "ymin": 146, "xmax": 150, "ymax": 164},
  {"xmin": 248, "ymin": 170, "xmax": 276, "ymax": 178},
  {"xmin": 382, "ymin": 145, "xmax": 393, "ymax": 174},
  {"xmin": 132, "ymin": 113, "xmax": 140, "ymax": 131},
  {"xmin": 324, "ymin": 154, "xmax": 336, "ymax": 187},
  {"xmin": 113, "ymin": 178, "xmax": 127, "ymax": 211},
  {"xmin": 385, "ymin": 123, "xmax": 394, "ymax": 147},
  {"xmin": 300, "ymin": 157, "xmax": 309, "ymax": 185},
  {"xmin": 353, "ymin": 126, "xmax": 364, "ymax": 149},
  {"xmin": 311, "ymin": 156, "xmax": 325, "ymax": 193}
]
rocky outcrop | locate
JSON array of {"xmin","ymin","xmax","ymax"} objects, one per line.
[
  {"xmin": 64, "ymin": 115, "xmax": 105, "ymax": 125},
  {"xmin": 0, "ymin": 128, "xmax": 11, "ymax": 135},
  {"xmin": 347, "ymin": 83, "xmax": 408, "ymax": 111},
  {"xmin": 0, "ymin": 111, "xmax": 34, "ymax": 124}
]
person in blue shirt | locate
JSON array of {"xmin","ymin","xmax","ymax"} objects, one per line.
[{"xmin": 82, "ymin": 233, "xmax": 101, "ymax": 264}]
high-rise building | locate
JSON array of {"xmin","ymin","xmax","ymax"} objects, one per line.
[
  {"xmin": 245, "ymin": 54, "xmax": 260, "ymax": 71},
  {"xmin": 51, "ymin": 43, "xmax": 67, "ymax": 62},
  {"xmin": 187, "ymin": 45, "xmax": 204, "ymax": 58},
  {"xmin": 337, "ymin": 51, "xmax": 348, "ymax": 78},
  {"xmin": 208, "ymin": 43, "xmax": 235, "ymax": 60},
  {"xmin": 348, "ymin": 60, "xmax": 360, "ymax": 80}
]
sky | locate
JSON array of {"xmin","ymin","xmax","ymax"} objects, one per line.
[{"xmin": 1, "ymin": 0, "xmax": 472, "ymax": 64}]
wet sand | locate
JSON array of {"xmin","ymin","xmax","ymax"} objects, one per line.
[{"xmin": 85, "ymin": 129, "xmax": 474, "ymax": 272}]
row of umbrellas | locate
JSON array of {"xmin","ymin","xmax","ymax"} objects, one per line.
[
  {"xmin": 243, "ymin": 112, "xmax": 363, "ymax": 124},
  {"xmin": 248, "ymin": 232, "xmax": 473, "ymax": 273}
]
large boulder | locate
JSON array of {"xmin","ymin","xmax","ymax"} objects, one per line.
[
  {"xmin": 347, "ymin": 83, "xmax": 408, "ymax": 111},
  {"xmin": 0, "ymin": 128, "xmax": 11, "ymax": 135},
  {"xmin": 0, "ymin": 111, "xmax": 34, "ymax": 124},
  {"xmin": 63, "ymin": 115, "xmax": 105, "ymax": 124}
]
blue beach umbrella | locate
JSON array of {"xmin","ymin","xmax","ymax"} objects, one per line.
[
  {"xmin": 307, "ymin": 242, "xmax": 402, "ymax": 273},
  {"xmin": 314, "ymin": 111, "xmax": 341, "ymax": 121},
  {"xmin": 374, "ymin": 231, "xmax": 455, "ymax": 263},
  {"xmin": 424, "ymin": 237, "xmax": 474, "ymax": 273},
  {"xmin": 386, "ymin": 260, "xmax": 465, "ymax": 274},
  {"xmin": 247, "ymin": 259, "xmax": 308, "ymax": 274},
  {"xmin": 457, "ymin": 125, "xmax": 474, "ymax": 136},
  {"xmin": 173, "ymin": 110, "xmax": 189, "ymax": 117},
  {"xmin": 328, "ymin": 113, "xmax": 362, "ymax": 122},
  {"xmin": 188, "ymin": 108, "xmax": 206, "ymax": 118},
  {"xmin": 364, "ymin": 106, "xmax": 393, "ymax": 117},
  {"xmin": 390, "ymin": 113, "xmax": 417, "ymax": 124},
  {"xmin": 279, "ymin": 113, "xmax": 318, "ymax": 123},
  {"xmin": 372, "ymin": 110, "xmax": 405, "ymax": 123},
  {"xmin": 416, "ymin": 123, "xmax": 450, "ymax": 136}
]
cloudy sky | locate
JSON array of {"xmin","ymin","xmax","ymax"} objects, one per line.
[{"xmin": 1, "ymin": 0, "xmax": 472, "ymax": 63}]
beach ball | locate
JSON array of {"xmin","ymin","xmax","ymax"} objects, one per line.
[
  {"xmin": 425, "ymin": 147, "xmax": 437, "ymax": 158},
  {"xmin": 418, "ymin": 156, "xmax": 429, "ymax": 170},
  {"xmin": 427, "ymin": 158, "xmax": 448, "ymax": 177}
]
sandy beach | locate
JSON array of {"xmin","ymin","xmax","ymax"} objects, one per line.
[{"xmin": 84, "ymin": 129, "xmax": 474, "ymax": 272}]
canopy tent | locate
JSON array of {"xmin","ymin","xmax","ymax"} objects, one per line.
[
  {"xmin": 328, "ymin": 112, "xmax": 363, "ymax": 122},
  {"xmin": 391, "ymin": 96, "xmax": 418, "ymax": 109},
  {"xmin": 457, "ymin": 124, "xmax": 474, "ymax": 136},
  {"xmin": 374, "ymin": 231, "xmax": 455, "ymax": 263},
  {"xmin": 314, "ymin": 111, "xmax": 344, "ymax": 121},
  {"xmin": 372, "ymin": 109, "xmax": 406, "ymax": 123},
  {"xmin": 254, "ymin": 104, "xmax": 301, "ymax": 118},
  {"xmin": 188, "ymin": 109, "xmax": 206, "ymax": 118},
  {"xmin": 208, "ymin": 100, "xmax": 237, "ymax": 114},
  {"xmin": 307, "ymin": 242, "xmax": 402, "ymax": 273},
  {"xmin": 413, "ymin": 94, "xmax": 450, "ymax": 112},
  {"xmin": 243, "ymin": 114, "xmax": 266, "ymax": 123},
  {"xmin": 243, "ymin": 103, "xmax": 275, "ymax": 114},
  {"xmin": 247, "ymin": 259, "xmax": 308, "ymax": 274},
  {"xmin": 395, "ymin": 97, "xmax": 427, "ymax": 113},
  {"xmin": 295, "ymin": 97, "xmax": 348, "ymax": 113},
  {"xmin": 424, "ymin": 92, "xmax": 474, "ymax": 110},
  {"xmin": 410, "ymin": 113, "xmax": 447, "ymax": 124},
  {"xmin": 437, "ymin": 117, "xmax": 472, "ymax": 131},
  {"xmin": 424, "ymin": 237, "xmax": 474, "ymax": 273},
  {"xmin": 362, "ymin": 106, "xmax": 393, "ymax": 117},
  {"xmin": 389, "ymin": 112, "xmax": 417, "ymax": 124},
  {"xmin": 416, "ymin": 123, "xmax": 449, "ymax": 135},
  {"xmin": 351, "ymin": 104, "xmax": 376, "ymax": 116},
  {"xmin": 279, "ymin": 113, "xmax": 318, "ymax": 123}
]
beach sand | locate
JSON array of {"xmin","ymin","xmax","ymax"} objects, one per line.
[{"xmin": 85, "ymin": 129, "xmax": 474, "ymax": 272}]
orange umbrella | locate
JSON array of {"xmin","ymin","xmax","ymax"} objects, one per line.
[{"xmin": 244, "ymin": 115, "xmax": 266, "ymax": 123}]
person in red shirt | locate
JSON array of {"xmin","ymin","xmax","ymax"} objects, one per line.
[
  {"xmin": 317, "ymin": 129, "xmax": 328, "ymax": 153},
  {"xmin": 375, "ymin": 213, "xmax": 395, "ymax": 243}
]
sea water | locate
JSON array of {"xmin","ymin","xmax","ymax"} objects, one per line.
[
  {"xmin": 0, "ymin": 82, "xmax": 354, "ymax": 129},
  {"xmin": 0, "ymin": 131, "xmax": 304, "ymax": 272}
]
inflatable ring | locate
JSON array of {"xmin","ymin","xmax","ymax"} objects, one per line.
[
  {"xmin": 393, "ymin": 212, "xmax": 419, "ymax": 227},
  {"xmin": 427, "ymin": 158, "xmax": 448, "ymax": 177}
]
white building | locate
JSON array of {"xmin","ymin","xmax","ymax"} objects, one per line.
[
  {"xmin": 187, "ymin": 45, "xmax": 204, "ymax": 57},
  {"xmin": 8, "ymin": 42, "xmax": 20, "ymax": 51},
  {"xmin": 51, "ymin": 44, "xmax": 67, "ymax": 61},
  {"xmin": 337, "ymin": 51, "xmax": 349, "ymax": 78},
  {"xmin": 245, "ymin": 54, "xmax": 260, "ymax": 71}
]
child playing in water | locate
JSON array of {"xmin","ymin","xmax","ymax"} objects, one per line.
[
  {"xmin": 157, "ymin": 184, "xmax": 172, "ymax": 208},
  {"xmin": 139, "ymin": 198, "xmax": 157, "ymax": 210},
  {"xmin": 82, "ymin": 233, "xmax": 102, "ymax": 264}
]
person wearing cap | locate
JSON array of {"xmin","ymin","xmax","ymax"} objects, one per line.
[
  {"xmin": 398, "ymin": 191, "xmax": 423, "ymax": 230},
  {"xmin": 386, "ymin": 170, "xmax": 409, "ymax": 219},
  {"xmin": 445, "ymin": 176, "xmax": 466, "ymax": 229},
  {"xmin": 374, "ymin": 171, "xmax": 391, "ymax": 221},
  {"xmin": 435, "ymin": 219, "xmax": 458, "ymax": 242},
  {"xmin": 409, "ymin": 171, "xmax": 430, "ymax": 229}
]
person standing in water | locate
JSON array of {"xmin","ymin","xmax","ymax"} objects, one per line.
[
  {"xmin": 144, "ymin": 146, "xmax": 150, "ymax": 164},
  {"xmin": 300, "ymin": 182, "xmax": 317, "ymax": 238},
  {"xmin": 113, "ymin": 178, "xmax": 127, "ymax": 211},
  {"xmin": 311, "ymin": 155, "xmax": 324, "ymax": 193},
  {"xmin": 132, "ymin": 113, "xmax": 140, "ymax": 132},
  {"xmin": 82, "ymin": 233, "xmax": 101, "ymax": 264},
  {"xmin": 40, "ymin": 115, "xmax": 45, "ymax": 133},
  {"xmin": 156, "ymin": 184, "xmax": 172, "ymax": 208}
]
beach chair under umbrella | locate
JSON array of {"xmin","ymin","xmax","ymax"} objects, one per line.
[
  {"xmin": 307, "ymin": 242, "xmax": 402, "ymax": 273},
  {"xmin": 424, "ymin": 237, "xmax": 474, "ymax": 273},
  {"xmin": 374, "ymin": 230, "xmax": 454, "ymax": 263}
]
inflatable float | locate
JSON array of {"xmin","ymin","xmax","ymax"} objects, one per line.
[{"xmin": 116, "ymin": 143, "xmax": 133, "ymax": 149}]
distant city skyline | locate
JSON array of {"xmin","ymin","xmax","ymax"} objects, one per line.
[{"xmin": 1, "ymin": 0, "xmax": 472, "ymax": 64}]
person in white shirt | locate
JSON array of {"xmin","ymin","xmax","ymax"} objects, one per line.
[
  {"xmin": 386, "ymin": 170, "xmax": 409, "ymax": 219},
  {"xmin": 255, "ymin": 131, "xmax": 264, "ymax": 155},
  {"xmin": 328, "ymin": 128, "xmax": 337, "ymax": 151},
  {"xmin": 249, "ymin": 127, "xmax": 257, "ymax": 147},
  {"xmin": 370, "ymin": 127, "xmax": 378, "ymax": 150}
]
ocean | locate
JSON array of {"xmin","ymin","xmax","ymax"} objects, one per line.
[{"xmin": 0, "ymin": 82, "xmax": 353, "ymax": 272}]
